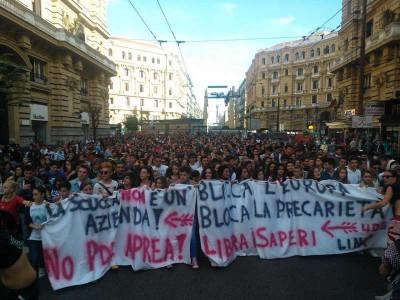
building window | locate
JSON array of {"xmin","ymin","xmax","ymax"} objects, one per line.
[
  {"xmin": 284, "ymin": 54, "xmax": 289, "ymax": 62},
  {"xmin": 316, "ymin": 48, "xmax": 320, "ymax": 56},
  {"xmin": 297, "ymin": 82, "xmax": 303, "ymax": 91},
  {"xmin": 326, "ymin": 93, "xmax": 332, "ymax": 102},
  {"xmin": 169, "ymin": 89, "xmax": 172, "ymax": 96},
  {"xmin": 337, "ymin": 70, "xmax": 344, "ymax": 81},
  {"xmin": 30, "ymin": 58, "xmax": 46, "ymax": 82},
  {"xmin": 295, "ymin": 52, "xmax": 299, "ymax": 60},
  {"xmin": 331, "ymin": 44, "xmax": 336, "ymax": 52},
  {"xmin": 366, "ymin": 19, "xmax": 373, "ymax": 38},
  {"xmin": 154, "ymin": 86, "xmax": 158, "ymax": 94},
  {"xmin": 261, "ymin": 101, "xmax": 264, "ymax": 107},
  {"xmin": 140, "ymin": 99, "xmax": 144, "ymax": 106},
  {"xmin": 261, "ymin": 86, "xmax": 265, "ymax": 95},
  {"xmin": 143, "ymin": 56, "xmax": 147, "ymax": 62},
  {"xmin": 272, "ymin": 100, "xmax": 276, "ymax": 107},
  {"xmin": 327, "ymin": 77, "xmax": 333, "ymax": 88},
  {"xmin": 126, "ymin": 97, "xmax": 130, "ymax": 106},
  {"xmin": 310, "ymin": 49, "xmax": 315, "ymax": 58},
  {"xmin": 137, "ymin": 55, "xmax": 141, "ymax": 61},
  {"xmin": 297, "ymin": 68, "xmax": 303, "ymax": 76},
  {"xmin": 323, "ymin": 46, "xmax": 330, "ymax": 54},
  {"xmin": 313, "ymin": 65, "xmax": 319, "ymax": 74},
  {"xmin": 276, "ymin": 55, "xmax": 280, "ymax": 63},
  {"xmin": 284, "ymin": 69, "xmax": 288, "ymax": 76},
  {"xmin": 364, "ymin": 73, "xmax": 371, "ymax": 89},
  {"xmin": 283, "ymin": 99, "xmax": 287, "ymax": 107},
  {"xmin": 124, "ymin": 68, "xmax": 129, "ymax": 76},
  {"xmin": 312, "ymin": 95, "xmax": 317, "ymax": 104},
  {"xmin": 122, "ymin": 51, "xmax": 126, "ymax": 59},
  {"xmin": 157, "ymin": 58, "xmax": 160, "ymax": 64},
  {"xmin": 169, "ymin": 73, "xmax": 173, "ymax": 80},
  {"xmin": 284, "ymin": 84, "xmax": 288, "ymax": 93},
  {"xmin": 344, "ymin": 39, "xmax": 349, "ymax": 51},
  {"xmin": 312, "ymin": 80, "xmax": 319, "ymax": 90},
  {"xmin": 169, "ymin": 60, "xmax": 172, "ymax": 66},
  {"xmin": 140, "ymin": 70, "xmax": 144, "ymax": 78},
  {"xmin": 296, "ymin": 97, "xmax": 302, "ymax": 106},
  {"xmin": 108, "ymin": 48, "xmax": 113, "ymax": 57},
  {"xmin": 110, "ymin": 81, "xmax": 113, "ymax": 89},
  {"xmin": 80, "ymin": 78, "xmax": 87, "ymax": 95},
  {"xmin": 124, "ymin": 82, "xmax": 129, "ymax": 91},
  {"xmin": 152, "ymin": 57, "xmax": 155, "ymax": 63},
  {"xmin": 110, "ymin": 98, "xmax": 114, "ymax": 105},
  {"xmin": 262, "ymin": 57, "xmax": 266, "ymax": 65},
  {"xmin": 169, "ymin": 102, "xmax": 172, "ymax": 108},
  {"xmin": 272, "ymin": 85, "xmax": 277, "ymax": 95},
  {"xmin": 139, "ymin": 84, "xmax": 144, "ymax": 93},
  {"xmin": 262, "ymin": 72, "xmax": 266, "ymax": 79},
  {"xmin": 273, "ymin": 71, "xmax": 279, "ymax": 79},
  {"xmin": 155, "ymin": 100, "xmax": 158, "ymax": 108},
  {"xmin": 128, "ymin": 52, "xmax": 132, "ymax": 60},
  {"xmin": 301, "ymin": 51, "xmax": 305, "ymax": 59},
  {"xmin": 271, "ymin": 56, "xmax": 275, "ymax": 64}
]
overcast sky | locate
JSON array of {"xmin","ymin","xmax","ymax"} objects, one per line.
[{"xmin": 106, "ymin": 0, "xmax": 342, "ymax": 116}]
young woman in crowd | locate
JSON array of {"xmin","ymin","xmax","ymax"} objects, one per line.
[
  {"xmin": 64, "ymin": 160, "xmax": 76, "ymax": 181},
  {"xmin": 359, "ymin": 170, "xmax": 377, "ymax": 188},
  {"xmin": 80, "ymin": 180, "xmax": 94, "ymax": 195},
  {"xmin": 121, "ymin": 173, "xmax": 134, "ymax": 190},
  {"xmin": 334, "ymin": 167, "xmax": 349, "ymax": 184},
  {"xmin": 0, "ymin": 180, "xmax": 31, "ymax": 236},
  {"xmin": 26, "ymin": 186, "xmax": 47, "ymax": 278},
  {"xmin": 238, "ymin": 168, "xmax": 250, "ymax": 181},
  {"xmin": 137, "ymin": 166, "xmax": 154, "ymax": 188},
  {"xmin": 276, "ymin": 164, "xmax": 286, "ymax": 184},
  {"xmin": 265, "ymin": 162, "xmax": 277, "ymax": 182},
  {"xmin": 166, "ymin": 163, "xmax": 180, "ymax": 186},
  {"xmin": 201, "ymin": 167, "xmax": 216, "ymax": 180},
  {"xmin": 254, "ymin": 168, "xmax": 265, "ymax": 181},
  {"xmin": 310, "ymin": 167, "xmax": 322, "ymax": 181},
  {"xmin": 154, "ymin": 176, "xmax": 167, "ymax": 189},
  {"xmin": 217, "ymin": 165, "xmax": 231, "ymax": 181}
]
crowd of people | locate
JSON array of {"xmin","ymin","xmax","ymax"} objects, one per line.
[{"xmin": 1, "ymin": 132, "xmax": 400, "ymax": 299}]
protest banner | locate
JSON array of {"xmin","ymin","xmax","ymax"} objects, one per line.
[
  {"xmin": 41, "ymin": 185, "xmax": 196, "ymax": 290},
  {"xmin": 198, "ymin": 180, "xmax": 390, "ymax": 266}
]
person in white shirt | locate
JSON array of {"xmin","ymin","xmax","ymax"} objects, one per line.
[
  {"xmin": 151, "ymin": 156, "xmax": 168, "ymax": 177},
  {"xmin": 346, "ymin": 158, "xmax": 362, "ymax": 184},
  {"xmin": 93, "ymin": 162, "xmax": 118, "ymax": 197}
]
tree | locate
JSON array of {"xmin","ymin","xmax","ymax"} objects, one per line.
[{"xmin": 124, "ymin": 115, "xmax": 139, "ymax": 132}]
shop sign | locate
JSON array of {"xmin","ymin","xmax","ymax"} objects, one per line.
[
  {"xmin": 352, "ymin": 115, "xmax": 373, "ymax": 128},
  {"xmin": 365, "ymin": 105, "xmax": 384, "ymax": 116},
  {"xmin": 80, "ymin": 112, "xmax": 90, "ymax": 124},
  {"xmin": 30, "ymin": 104, "xmax": 48, "ymax": 121}
]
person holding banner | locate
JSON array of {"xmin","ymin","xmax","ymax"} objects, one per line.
[{"xmin": 93, "ymin": 162, "xmax": 118, "ymax": 197}]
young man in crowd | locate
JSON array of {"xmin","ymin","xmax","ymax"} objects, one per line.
[
  {"xmin": 347, "ymin": 157, "xmax": 362, "ymax": 184},
  {"xmin": 69, "ymin": 165, "xmax": 90, "ymax": 193}
]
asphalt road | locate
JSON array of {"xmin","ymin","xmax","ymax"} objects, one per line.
[{"xmin": 39, "ymin": 254, "xmax": 388, "ymax": 300}]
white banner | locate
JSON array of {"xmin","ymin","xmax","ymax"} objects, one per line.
[
  {"xmin": 41, "ymin": 180, "xmax": 390, "ymax": 290},
  {"xmin": 198, "ymin": 180, "xmax": 390, "ymax": 266},
  {"xmin": 41, "ymin": 185, "xmax": 196, "ymax": 290}
]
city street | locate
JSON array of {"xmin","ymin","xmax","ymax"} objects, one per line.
[{"xmin": 40, "ymin": 254, "xmax": 385, "ymax": 300}]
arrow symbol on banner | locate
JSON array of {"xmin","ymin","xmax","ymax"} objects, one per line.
[
  {"xmin": 321, "ymin": 220, "xmax": 358, "ymax": 238},
  {"xmin": 164, "ymin": 212, "xmax": 193, "ymax": 228}
]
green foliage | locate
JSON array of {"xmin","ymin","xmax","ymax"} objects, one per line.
[{"xmin": 124, "ymin": 115, "xmax": 139, "ymax": 131}]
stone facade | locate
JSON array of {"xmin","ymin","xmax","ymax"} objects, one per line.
[
  {"xmin": 245, "ymin": 32, "xmax": 339, "ymax": 132},
  {"xmin": 0, "ymin": 0, "xmax": 116, "ymax": 145},
  {"xmin": 331, "ymin": 0, "xmax": 400, "ymax": 134},
  {"xmin": 105, "ymin": 37, "xmax": 201, "ymax": 125}
]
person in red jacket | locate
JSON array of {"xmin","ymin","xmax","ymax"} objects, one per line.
[{"xmin": 0, "ymin": 180, "xmax": 31, "ymax": 232}]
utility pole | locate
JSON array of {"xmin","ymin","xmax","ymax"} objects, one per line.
[{"xmin": 358, "ymin": 0, "xmax": 367, "ymax": 116}]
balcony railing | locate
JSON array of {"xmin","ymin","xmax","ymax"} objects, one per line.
[
  {"xmin": 366, "ymin": 21, "xmax": 400, "ymax": 52},
  {"xmin": 80, "ymin": 88, "xmax": 88, "ymax": 96}
]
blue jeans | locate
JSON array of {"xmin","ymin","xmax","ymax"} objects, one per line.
[{"xmin": 28, "ymin": 240, "xmax": 44, "ymax": 273}]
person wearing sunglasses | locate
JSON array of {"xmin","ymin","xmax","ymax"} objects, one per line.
[{"xmin": 93, "ymin": 162, "xmax": 118, "ymax": 198}]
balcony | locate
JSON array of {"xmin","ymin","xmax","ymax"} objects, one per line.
[
  {"xmin": 311, "ymin": 88, "xmax": 318, "ymax": 93},
  {"xmin": 271, "ymin": 77, "xmax": 280, "ymax": 83},
  {"xmin": 311, "ymin": 72, "xmax": 320, "ymax": 78},
  {"xmin": 295, "ymin": 75, "xmax": 304, "ymax": 80},
  {"xmin": 366, "ymin": 22, "xmax": 400, "ymax": 53},
  {"xmin": 0, "ymin": 0, "xmax": 116, "ymax": 74},
  {"xmin": 80, "ymin": 88, "xmax": 88, "ymax": 96},
  {"xmin": 326, "ymin": 86, "xmax": 333, "ymax": 91},
  {"xmin": 330, "ymin": 49, "xmax": 360, "ymax": 71},
  {"xmin": 294, "ymin": 90, "xmax": 304, "ymax": 95}
]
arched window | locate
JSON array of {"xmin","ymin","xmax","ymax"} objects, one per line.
[
  {"xmin": 108, "ymin": 48, "xmax": 113, "ymax": 56},
  {"xmin": 310, "ymin": 49, "xmax": 315, "ymax": 57},
  {"xmin": 295, "ymin": 52, "xmax": 299, "ymax": 60},
  {"xmin": 331, "ymin": 44, "xmax": 336, "ymax": 52}
]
